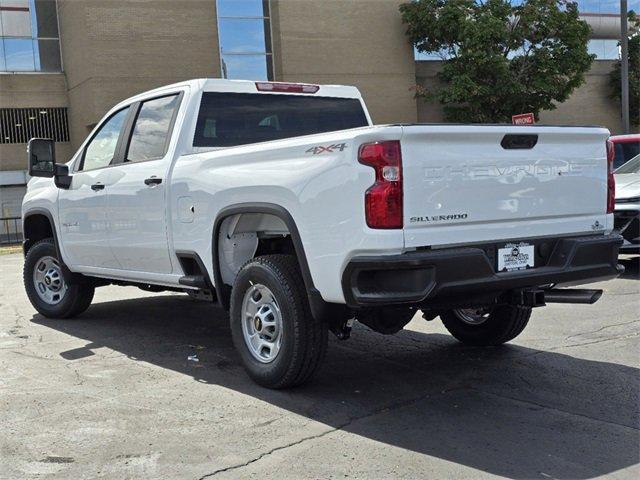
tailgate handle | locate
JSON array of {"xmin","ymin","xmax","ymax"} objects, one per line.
[{"xmin": 501, "ymin": 134, "xmax": 538, "ymax": 150}]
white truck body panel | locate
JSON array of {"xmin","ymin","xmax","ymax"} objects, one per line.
[
  {"xmin": 400, "ymin": 125, "xmax": 612, "ymax": 249},
  {"xmin": 170, "ymin": 125, "xmax": 405, "ymax": 303},
  {"xmin": 22, "ymin": 79, "xmax": 616, "ymax": 305},
  {"xmin": 57, "ymin": 167, "xmax": 117, "ymax": 268}
]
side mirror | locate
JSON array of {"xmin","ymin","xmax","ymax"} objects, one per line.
[
  {"xmin": 27, "ymin": 138, "xmax": 56, "ymax": 178},
  {"xmin": 27, "ymin": 138, "xmax": 72, "ymax": 188}
]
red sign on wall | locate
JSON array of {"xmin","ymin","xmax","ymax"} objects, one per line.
[{"xmin": 512, "ymin": 113, "xmax": 535, "ymax": 125}]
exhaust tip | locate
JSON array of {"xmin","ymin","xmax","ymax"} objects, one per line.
[
  {"xmin": 588, "ymin": 290, "xmax": 603, "ymax": 304},
  {"xmin": 543, "ymin": 288, "xmax": 604, "ymax": 305}
]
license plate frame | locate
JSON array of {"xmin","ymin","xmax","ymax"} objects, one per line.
[{"xmin": 497, "ymin": 242, "xmax": 535, "ymax": 272}]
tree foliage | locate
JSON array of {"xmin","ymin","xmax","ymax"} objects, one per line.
[
  {"xmin": 609, "ymin": 12, "xmax": 639, "ymax": 128},
  {"xmin": 400, "ymin": 0, "xmax": 594, "ymax": 122}
]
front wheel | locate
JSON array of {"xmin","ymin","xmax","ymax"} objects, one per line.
[
  {"xmin": 230, "ymin": 254, "xmax": 327, "ymax": 389},
  {"xmin": 440, "ymin": 305, "xmax": 532, "ymax": 346},
  {"xmin": 23, "ymin": 238, "xmax": 95, "ymax": 318}
]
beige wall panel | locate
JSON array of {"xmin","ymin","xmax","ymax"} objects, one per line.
[
  {"xmin": 65, "ymin": 80, "xmax": 97, "ymax": 148},
  {"xmin": 0, "ymin": 145, "xmax": 30, "ymax": 172},
  {"xmin": 414, "ymin": 61, "xmax": 445, "ymax": 123},
  {"xmin": 83, "ymin": 4, "xmax": 220, "ymax": 79},
  {"xmin": 272, "ymin": 0, "xmax": 417, "ymax": 124},
  {"xmin": 58, "ymin": 0, "xmax": 222, "ymax": 148},
  {"xmin": 539, "ymin": 61, "xmax": 622, "ymax": 134},
  {"xmin": 0, "ymin": 74, "xmax": 68, "ymax": 108},
  {"xmin": 416, "ymin": 60, "xmax": 622, "ymax": 133},
  {"xmin": 0, "ymin": 143, "xmax": 74, "ymax": 171},
  {"xmin": 56, "ymin": 0, "xmax": 92, "ymax": 90}
]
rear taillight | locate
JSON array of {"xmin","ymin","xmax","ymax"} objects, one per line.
[
  {"xmin": 606, "ymin": 139, "xmax": 615, "ymax": 214},
  {"xmin": 255, "ymin": 82, "xmax": 319, "ymax": 94},
  {"xmin": 358, "ymin": 141, "xmax": 403, "ymax": 229}
]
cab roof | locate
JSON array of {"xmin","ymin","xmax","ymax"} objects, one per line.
[{"xmin": 118, "ymin": 78, "xmax": 363, "ymax": 106}]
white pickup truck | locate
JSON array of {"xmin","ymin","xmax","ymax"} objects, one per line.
[{"xmin": 22, "ymin": 79, "xmax": 623, "ymax": 388}]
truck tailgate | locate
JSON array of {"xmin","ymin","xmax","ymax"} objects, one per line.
[{"xmin": 400, "ymin": 125, "xmax": 611, "ymax": 248}]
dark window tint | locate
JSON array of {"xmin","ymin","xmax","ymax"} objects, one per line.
[
  {"xmin": 81, "ymin": 107, "xmax": 129, "ymax": 171},
  {"xmin": 193, "ymin": 93, "xmax": 368, "ymax": 147},
  {"xmin": 34, "ymin": 0, "xmax": 60, "ymax": 38},
  {"xmin": 127, "ymin": 95, "xmax": 180, "ymax": 162},
  {"xmin": 613, "ymin": 141, "xmax": 640, "ymax": 169}
]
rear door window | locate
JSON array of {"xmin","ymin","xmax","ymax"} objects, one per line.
[
  {"xmin": 193, "ymin": 92, "xmax": 368, "ymax": 147},
  {"xmin": 126, "ymin": 94, "xmax": 181, "ymax": 162}
]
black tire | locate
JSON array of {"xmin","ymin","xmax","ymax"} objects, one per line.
[
  {"xmin": 440, "ymin": 305, "xmax": 532, "ymax": 346},
  {"xmin": 24, "ymin": 238, "xmax": 95, "ymax": 319},
  {"xmin": 230, "ymin": 254, "xmax": 327, "ymax": 389}
]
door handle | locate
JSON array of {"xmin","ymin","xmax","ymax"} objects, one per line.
[
  {"xmin": 144, "ymin": 176, "xmax": 162, "ymax": 186},
  {"xmin": 91, "ymin": 183, "xmax": 105, "ymax": 191}
]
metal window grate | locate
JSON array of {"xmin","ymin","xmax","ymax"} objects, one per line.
[{"xmin": 0, "ymin": 107, "xmax": 69, "ymax": 144}]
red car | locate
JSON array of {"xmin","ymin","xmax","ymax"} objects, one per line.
[{"xmin": 610, "ymin": 134, "xmax": 640, "ymax": 169}]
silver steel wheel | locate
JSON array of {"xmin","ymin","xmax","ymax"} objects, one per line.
[
  {"xmin": 32, "ymin": 255, "xmax": 67, "ymax": 305},
  {"xmin": 241, "ymin": 283, "xmax": 283, "ymax": 363},
  {"xmin": 454, "ymin": 307, "xmax": 491, "ymax": 325}
]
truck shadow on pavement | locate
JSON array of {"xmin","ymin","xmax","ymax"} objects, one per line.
[{"xmin": 32, "ymin": 295, "xmax": 639, "ymax": 479}]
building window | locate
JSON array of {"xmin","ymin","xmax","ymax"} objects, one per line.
[
  {"xmin": 577, "ymin": 1, "xmax": 624, "ymax": 14},
  {"xmin": 414, "ymin": 48, "xmax": 451, "ymax": 62},
  {"xmin": 0, "ymin": 0, "xmax": 61, "ymax": 72},
  {"xmin": 0, "ymin": 107, "xmax": 69, "ymax": 143},
  {"xmin": 216, "ymin": 0, "xmax": 273, "ymax": 80},
  {"xmin": 588, "ymin": 39, "xmax": 620, "ymax": 59}
]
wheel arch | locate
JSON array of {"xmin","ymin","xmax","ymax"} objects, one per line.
[
  {"xmin": 23, "ymin": 208, "xmax": 58, "ymax": 256},
  {"xmin": 212, "ymin": 203, "xmax": 316, "ymax": 310},
  {"xmin": 22, "ymin": 208, "xmax": 81, "ymax": 281}
]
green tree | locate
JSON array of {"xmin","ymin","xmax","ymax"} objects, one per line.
[
  {"xmin": 609, "ymin": 12, "xmax": 639, "ymax": 128},
  {"xmin": 400, "ymin": 0, "xmax": 594, "ymax": 122}
]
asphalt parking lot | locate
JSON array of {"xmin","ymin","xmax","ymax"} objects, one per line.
[{"xmin": 1, "ymin": 252, "xmax": 638, "ymax": 479}]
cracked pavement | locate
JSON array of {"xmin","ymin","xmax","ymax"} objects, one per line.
[{"xmin": 0, "ymin": 253, "xmax": 638, "ymax": 479}]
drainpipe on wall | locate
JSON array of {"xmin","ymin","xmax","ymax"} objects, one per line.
[{"xmin": 620, "ymin": 0, "xmax": 630, "ymax": 134}]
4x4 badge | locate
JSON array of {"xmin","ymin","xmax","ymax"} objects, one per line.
[{"xmin": 305, "ymin": 143, "xmax": 347, "ymax": 155}]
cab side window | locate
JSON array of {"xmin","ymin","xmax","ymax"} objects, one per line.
[
  {"xmin": 126, "ymin": 95, "xmax": 180, "ymax": 163},
  {"xmin": 80, "ymin": 107, "xmax": 130, "ymax": 171}
]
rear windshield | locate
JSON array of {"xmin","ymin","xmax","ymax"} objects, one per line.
[
  {"xmin": 615, "ymin": 154, "xmax": 640, "ymax": 174},
  {"xmin": 613, "ymin": 140, "xmax": 640, "ymax": 169},
  {"xmin": 193, "ymin": 92, "xmax": 368, "ymax": 147}
]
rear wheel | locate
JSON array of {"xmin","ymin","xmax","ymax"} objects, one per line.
[
  {"xmin": 24, "ymin": 239, "xmax": 95, "ymax": 318},
  {"xmin": 230, "ymin": 254, "xmax": 327, "ymax": 389},
  {"xmin": 440, "ymin": 305, "xmax": 531, "ymax": 346}
]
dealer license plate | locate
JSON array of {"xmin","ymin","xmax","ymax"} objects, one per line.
[{"xmin": 497, "ymin": 242, "xmax": 535, "ymax": 272}]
